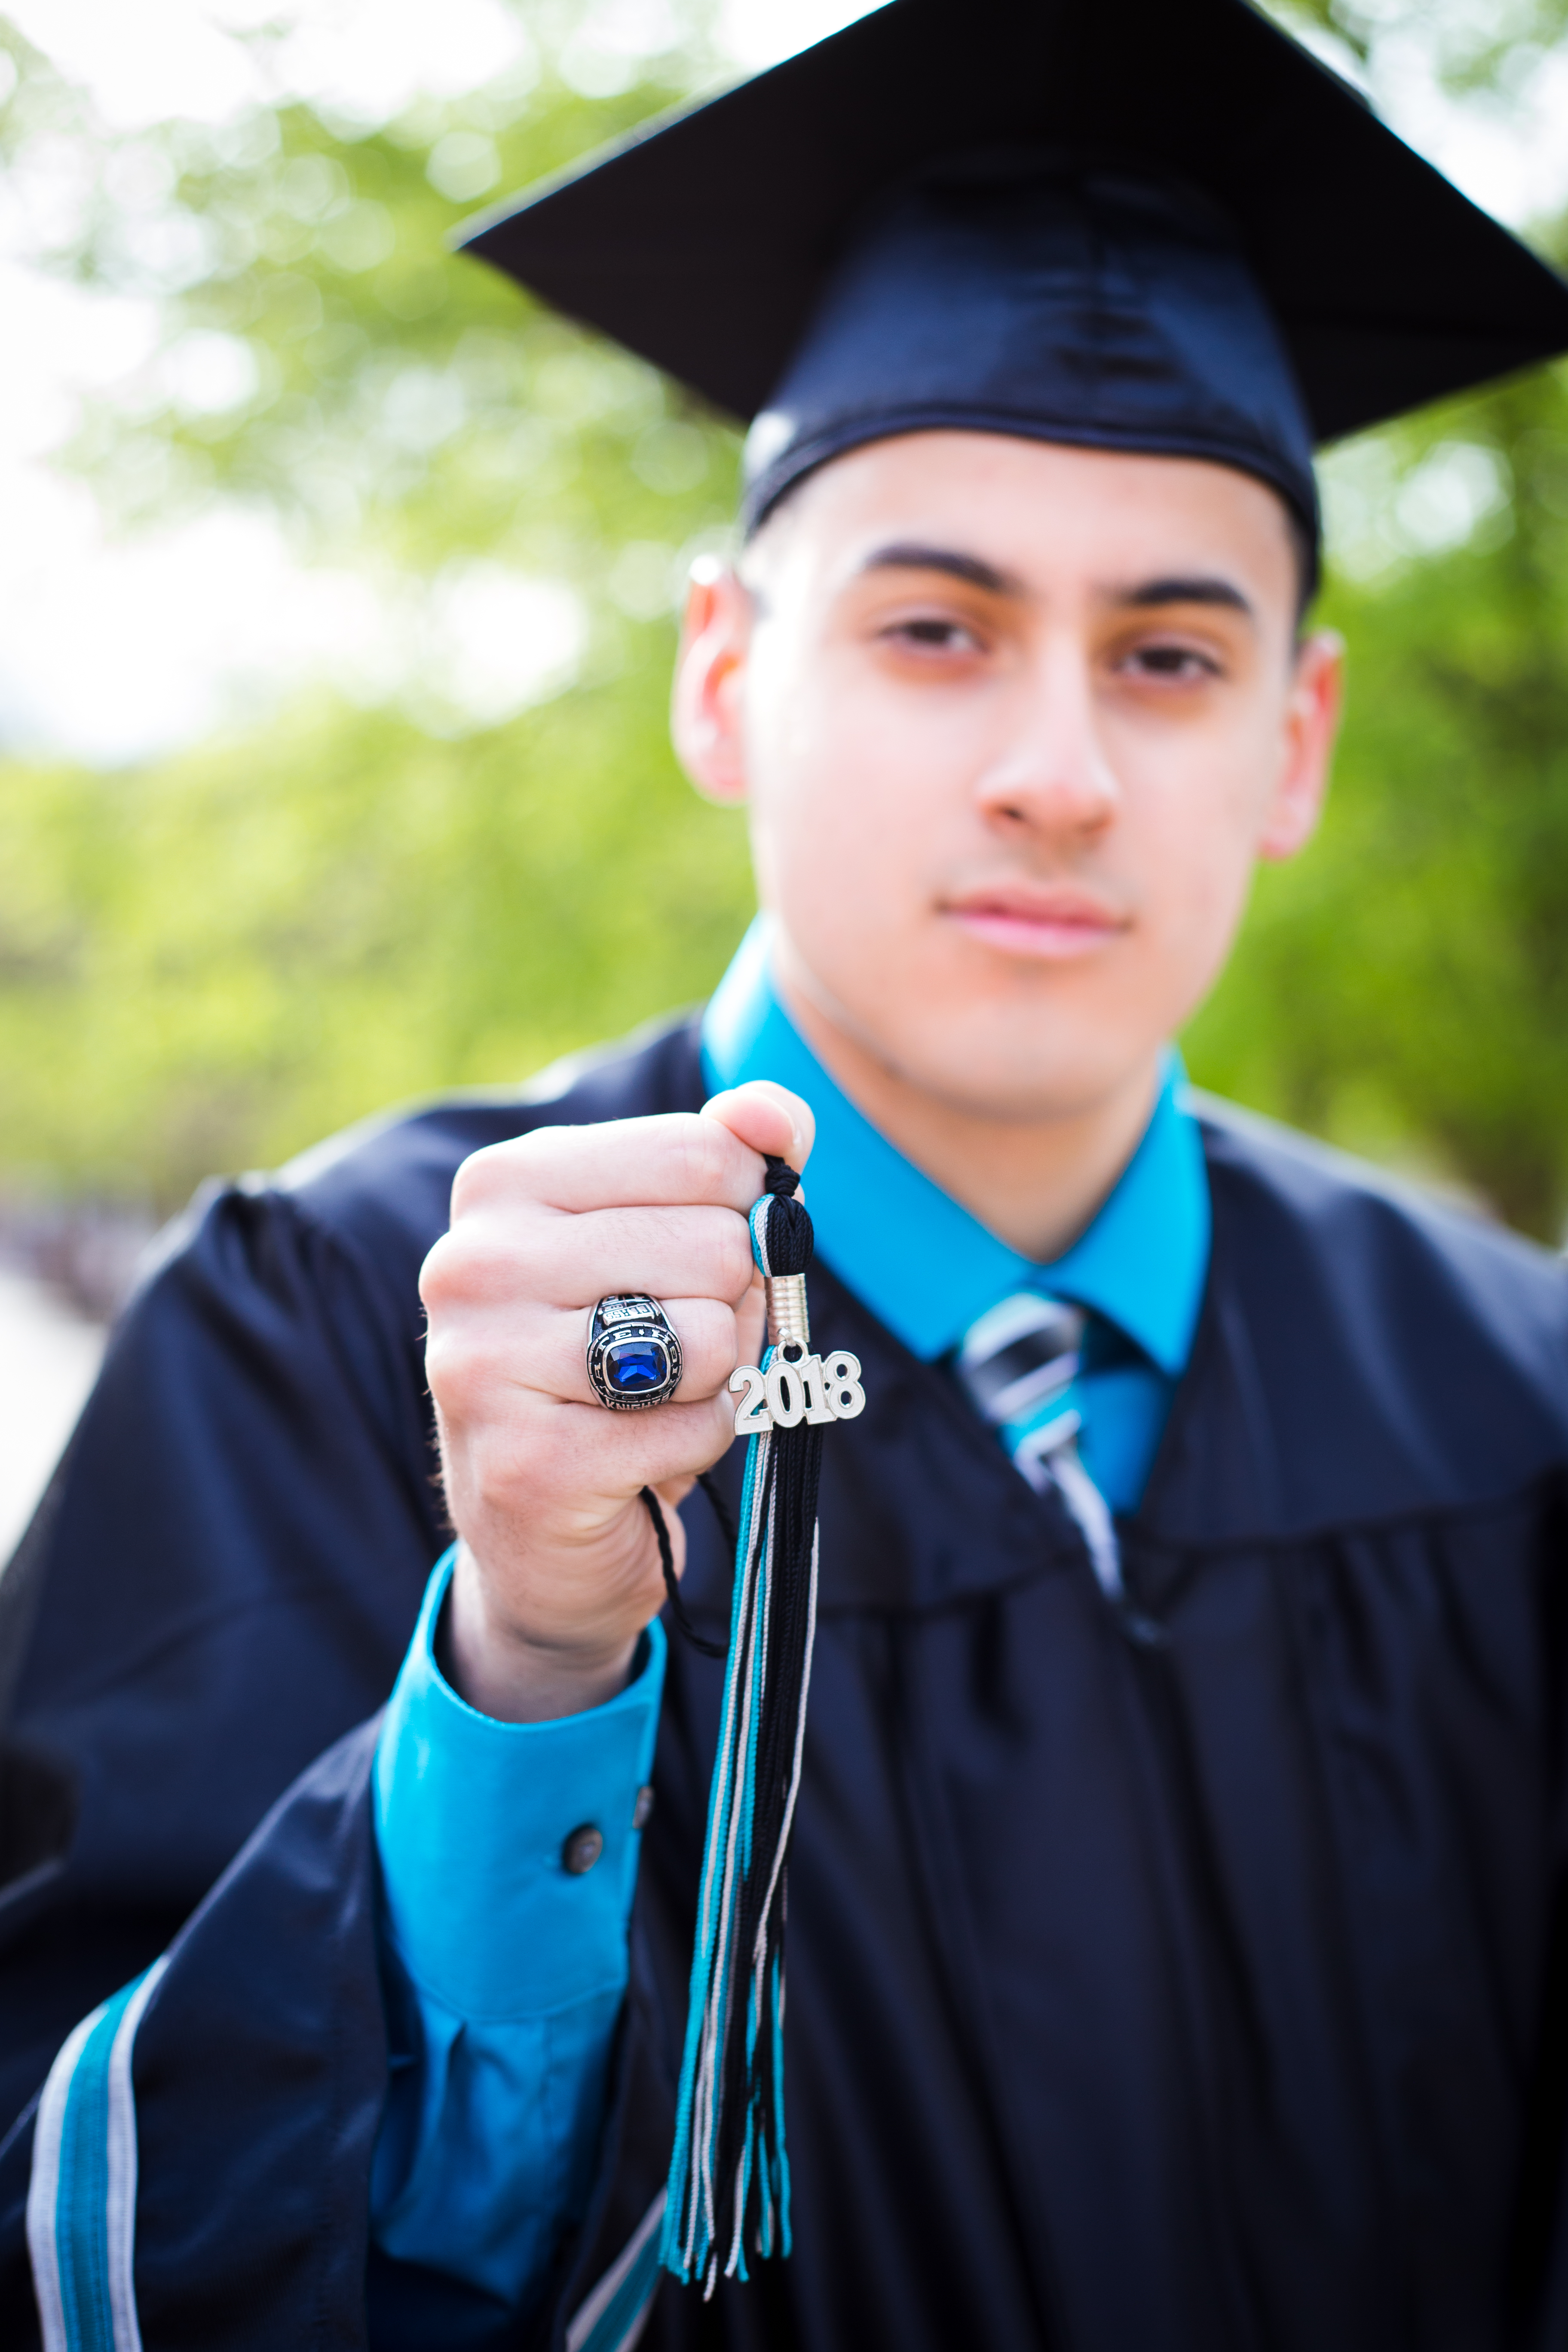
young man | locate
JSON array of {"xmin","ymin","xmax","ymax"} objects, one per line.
[{"xmin": 9, "ymin": 1, "xmax": 1568, "ymax": 2346}]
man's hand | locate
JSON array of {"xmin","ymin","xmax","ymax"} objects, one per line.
[{"xmin": 419, "ymin": 1079, "xmax": 814, "ymax": 1723}]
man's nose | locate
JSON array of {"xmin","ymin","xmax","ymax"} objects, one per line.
[{"xmin": 971, "ymin": 639, "xmax": 1119, "ymax": 836}]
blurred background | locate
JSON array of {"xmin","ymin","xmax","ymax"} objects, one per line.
[{"xmin": 3, "ymin": 0, "xmax": 1568, "ymax": 1549}]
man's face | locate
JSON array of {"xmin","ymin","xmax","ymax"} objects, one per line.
[{"xmin": 674, "ymin": 430, "xmax": 1341, "ymax": 1124}]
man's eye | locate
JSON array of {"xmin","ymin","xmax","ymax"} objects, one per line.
[
  {"xmin": 1125, "ymin": 643, "xmax": 1220, "ymax": 680},
  {"xmin": 885, "ymin": 617, "xmax": 978, "ymax": 651}
]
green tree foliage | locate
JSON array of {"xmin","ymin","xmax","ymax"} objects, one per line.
[
  {"xmin": 0, "ymin": 12, "xmax": 756, "ymax": 1210},
  {"xmin": 1279, "ymin": 0, "xmax": 1568, "ymax": 91},
  {"xmin": 2, "ymin": 6, "xmax": 1568, "ymax": 1237},
  {"xmin": 1187, "ymin": 332, "xmax": 1568, "ymax": 1237},
  {"xmin": 0, "ymin": 668, "xmax": 752, "ymax": 1204}
]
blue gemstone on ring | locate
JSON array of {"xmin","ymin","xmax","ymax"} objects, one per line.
[{"xmin": 606, "ymin": 1338, "xmax": 668, "ymax": 1393}]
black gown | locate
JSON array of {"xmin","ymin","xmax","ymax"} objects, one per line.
[{"xmin": 4, "ymin": 1014, "xmax": 1568, "ymax": 2352}]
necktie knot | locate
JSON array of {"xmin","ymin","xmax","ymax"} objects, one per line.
[
  {"xmin": 956, "ymin": 1292, "xmax": 1085, "ymax": 1473},
  {"xmin": 954, "ymin": 1290, "xmax": 1122, "ymax": 1599}
]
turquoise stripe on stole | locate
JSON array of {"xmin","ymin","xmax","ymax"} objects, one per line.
[
  {"xmin": 574, "ymin": 2229, "xmax": 661, "ymax": 2352},
  {"xmin": 567, "ymin": 2191, "xmax": 667, "ymax": 2352},
  {"xmin": 54, "ymin": 1993, "xmax": 129, "ymax": 2352},
  {"xmin": 30, "ymin": 1963, "xmax": 162, "ymax": 2352}
]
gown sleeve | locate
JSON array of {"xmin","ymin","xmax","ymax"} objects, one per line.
[
  {"xmin": 370, "ymin": 1551, "xmax": 665, "ymax": 2314},
  {"xmin": 0, "ymin": 1179, "xmax": 447, "ymax": 2232}
]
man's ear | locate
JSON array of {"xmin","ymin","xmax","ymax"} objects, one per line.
[
  {"xmin": 671, "ymin": 556, "xmax": 753, "ymax": 805},
  {"xmin": 1257, "ymin": 628, "xmax": 1344, "ymax": 863}
]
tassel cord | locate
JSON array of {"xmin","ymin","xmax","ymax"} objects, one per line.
[
  {"xmin": 663, "ymin": 1158, "xmax": 823, "ymax": 2290},
  {"xmin": 689, "ymin": 1491, "xmax": 772, "ymax": 2277},
  {"xmin": 640, "ymin": 1483, "xmax": 729, "ymax": 1659},
  {"xmin": 720, "ymin": 1434, "xmax": 819, "ymax": 2274},
  {"xmin": 667, "ymin": 1428, "xmax": 772, "ymax": 2273}
]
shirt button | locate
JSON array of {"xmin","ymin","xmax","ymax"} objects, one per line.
[
  {"xmin": 562, "ymin": 1824, "xmax": 604, "ymax": 1876},
  {"xmin": 632, "ymin": 1784, "xmax": 656, "ymax": 1831}
]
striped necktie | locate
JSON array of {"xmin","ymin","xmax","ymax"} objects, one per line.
[{"xmin": 954, "ymin": 1293, "xmax": 1122, "ymax": 1598}]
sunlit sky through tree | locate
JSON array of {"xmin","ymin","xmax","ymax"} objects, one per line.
[{"xmin": 0, "ymin": 0, "xmax": 1566, "ymax": 766}]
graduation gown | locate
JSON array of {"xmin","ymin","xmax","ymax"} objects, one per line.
[{"xmin": 5, "ymin": 1015, "xmax": 1568, "ymax": 2352}]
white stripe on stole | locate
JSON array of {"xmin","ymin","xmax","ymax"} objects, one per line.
[
  {"xmin": 566, "ymin": 2189, "xmax": 667, "ymax": 2352},
  {"xmin": 26, "ymin": 2006, "xmax": 103, "ymax": 2352},
  {"xmin": 104, "ymin": 1959, "xmax": 168, "ymax": 2352},
  {"xmin": 25, "ymin": 1958, "xmax": 168, "ymax": 2352}
]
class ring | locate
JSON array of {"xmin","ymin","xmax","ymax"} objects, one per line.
[{"xmin": 587, "ymin": 1295, "xmax": 684, "ymax": 1411}]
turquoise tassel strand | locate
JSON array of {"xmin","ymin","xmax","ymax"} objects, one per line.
[{"xmin": 662, "ymin": 1158, "xmax": 826, "ymax": 2294}]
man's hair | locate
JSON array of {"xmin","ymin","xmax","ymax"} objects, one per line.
[{"xmin": 1286, "ymin": 504, "xmax": 1320, "ymax": 634}]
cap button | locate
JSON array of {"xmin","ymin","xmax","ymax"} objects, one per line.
[
  {"xmin": 562, "ymin": 1823, "xmax": 604, "ymax": 1876},
  {"xmin": 632, "ymin": 1784, "xmax": 655, "ymax": 1831}
]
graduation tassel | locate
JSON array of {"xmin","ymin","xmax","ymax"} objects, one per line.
[{"xmin": 661, "ymin": 1155, "xmax": 865, "ymax": 2294}]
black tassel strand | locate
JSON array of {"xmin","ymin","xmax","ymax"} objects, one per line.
[{"xmin": 661, "ymin": 1155, "xmax": 834, "ymax": 2291}]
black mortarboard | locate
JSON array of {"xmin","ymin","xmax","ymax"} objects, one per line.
[{"xmin": 461, "ymin": 0, "xmax": 1568, "ymax": 555}]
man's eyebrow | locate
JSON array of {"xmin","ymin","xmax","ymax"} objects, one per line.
[
  {"xmin": 1114, "ymin": 575, "xmax": 1255, "ymax": 617},
  {"xmin": 854, "ymin": 549, "xmax": 1258, "ymax": 618},
  {"xmin": 856, "ymin": 542, "xmax": 1026, "ymax": 597}
]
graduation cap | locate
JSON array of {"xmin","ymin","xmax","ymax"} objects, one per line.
[{"xmin": 462, "ymin": 0, "xmax": 1568, "ymax": 557}]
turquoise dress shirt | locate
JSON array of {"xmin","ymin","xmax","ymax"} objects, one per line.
[
  {"xmin": 370, "ymin": 923, "xmax": 1212, "ymax": 2309},
  {"xmin": 371, "ymin": 1556, "xmax": 666, "ymax": 2309},
  {"xmin": 701, "ymin": 919, "xmax": 1210, "ymax": 1511}
]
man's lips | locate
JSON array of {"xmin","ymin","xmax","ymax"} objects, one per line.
[{"xmin": 942, "ymin": 885, "xmax": 1130, "ymax": 961}]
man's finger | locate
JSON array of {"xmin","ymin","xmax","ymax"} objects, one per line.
[
  {"xmin": 700, "ymin": 1080, "xmax": 815, "ymax": 1174},
  {"xmin": 448, "ymin": 1295, "xmax": 741, "ymax": 1408},
  {"xmin": 453, "ymin": 1112, "xmax": 769, "ymax": 1219},
  {"xmin": 457, "ymin": 1387, "xmax": 737, "ymax": 1514},
  {"xmin": 482, "ymin": 1202, "xmax": 756, "ymax": 1311}
]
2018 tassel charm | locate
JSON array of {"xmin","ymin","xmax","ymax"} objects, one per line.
[{"xmin": 661, "ymin": 1155, "xmax": 864, "ymax": 2295}]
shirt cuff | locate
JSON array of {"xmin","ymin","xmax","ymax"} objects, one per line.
[{"xmin": 373, "ymin": 1547, "xmax": 666, "ymax": 2024}]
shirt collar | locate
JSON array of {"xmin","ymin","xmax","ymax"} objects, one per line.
[{"xmin": 700, "ymin": 919, "xmax": 1210, "ymax": 1374}]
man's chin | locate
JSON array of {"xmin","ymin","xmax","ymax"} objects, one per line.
[
  {"xmin": 777, "ymin": 943, "xmax": 1161, "ymax": 1125},
  {"xmin": 866, "ymin": 1017, "xmax": 1162, "ymax": 1130}
]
